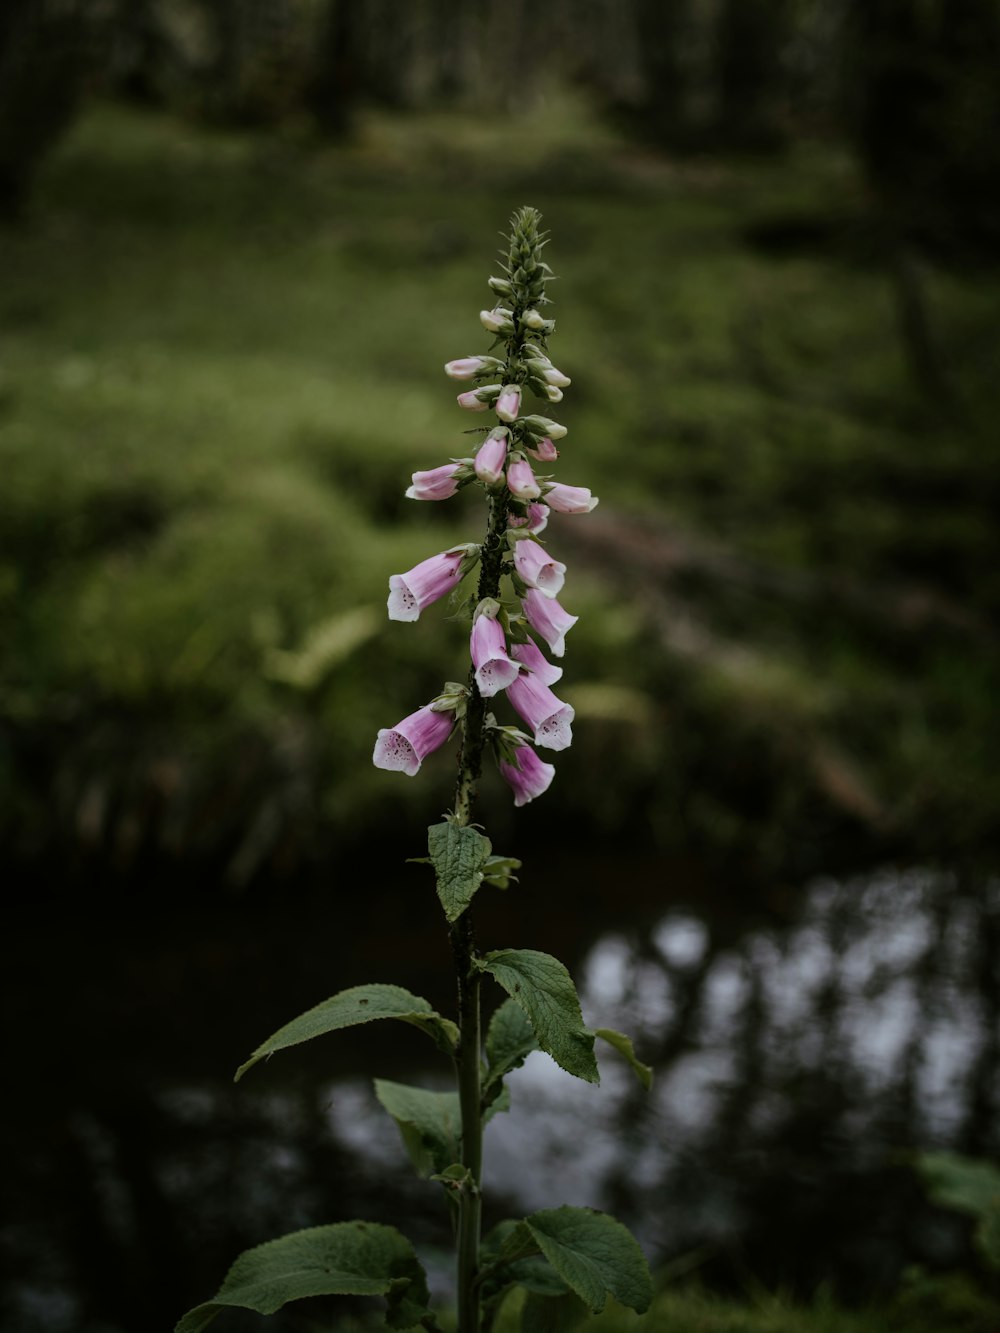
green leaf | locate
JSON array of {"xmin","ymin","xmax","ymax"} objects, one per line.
[
  {"xmin": 916, "ymin": 1152, "xmax": 1000, "ymax": 1269},
  {"xmin": 375, "ymin": 1078, "xmax": 508, "ymax": 1177},
  {"xmin": 500, "ymin": 1207, "xmax": 652, "ymax": 1315},
  {"xmin": 474, "ymin": 950, "xmax": 598, "ymax": 1083},
  {"xmin": 484, "ymin": 998, "xmax": 539, "ymax": 1099},
  {"xmin": 375, "ymin": 1079, "xmax": 461, "ymax": 1178},
  {"xmin": 917, "ymin": 1152, "xmax": 1000, "ymax": 1217},
  {"xmin": 235, "ymin": 984, "xmax": 458, "ymax": 1081},
  {"xmin": 174, "ymin": 1222, "xmax": 431, "ymax": 1333},
  {"xmin": 594, "ymin": 1028, "xmax": 653, "ymax": 1091},
  {"xmin": 483, "ymin": 854, "xmax": 522, "ymax": 890},
  {"xmin": 427, "ymin": 822, "xmax": 492, "ymax": 922},
  {"xmin": 480, "ymin": 1223, "xmax": 571, "ymax": 1309}
]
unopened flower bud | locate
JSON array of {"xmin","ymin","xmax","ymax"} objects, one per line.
[
  {"xmin": 544, "ymin": 483, "xmax": 599, "ymax": 514},
  {"xmin": 406, "ymin": 463, "xmax": 462, "ymax": 501},
  {"xmin": 521, "ymin": 314, "xmax": 555, "ymax": 336},
  {"xmin": 543, "ymin": 385, "xmax": 564, "ymax": 404},
  {"xmin": 474, "ymin": 429, "xmax": 509, "ymax": 487},
  {"xmin": 507, "ymin": 458, "xmax": 541, "ymax": 501},
  {"xmin": 457, "ymin": 383, "xmax": 501, "ymax": 411},
  {"xmin": 525, "ymin": 436, "xmax": 559, "ymax": 462},
  {"xmin": 521, "ymin": 415, "xmax": 567, "ymax": 440},
  {"xmin": 445, "ymin": 356, "xmax": 504, "ymax": 381},
  {"xmin": 488, "ymin": 276, "xmax": 513, "ymax": 297},
  {"xmin": 526, "ymin": 359, "xmax": 571, "ymax": 388},
  {"xmin": 480, "ymin": 308, "xmax": 515, "ymax": 334},
  {"xmin": 495, "ymin": 384, "xmax": 522, "ymax": 423}
]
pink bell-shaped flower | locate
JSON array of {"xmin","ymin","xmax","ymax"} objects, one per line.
[
  {"xmin": 510, "ymin": 637, "xmax": 563, "ymax": 686},
  {"xmin": 373, "ymin": 704, "xmax": 454, "ymax": 775},
  {"xmin": 513, "ymin": 538, "xmax": 566, "ymax": 599},
  {"xmin": 522, "ymin": 589, "xmax": 578, "ymax": 657},
  {"xmin": 507, "ymin": 672, "xmax": 574, "ymax": 751},
  {"xmin": 470, "ymin": 607, "xmax": 520, "ymax": 698},
  {"xmin": 499, "ymin": 745, "xmax": 556, "ymax": 807},
  {"xmin": 388, "ymin": 549, "xmax": 466, "ymax": 622}
]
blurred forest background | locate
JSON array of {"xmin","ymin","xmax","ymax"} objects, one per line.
[
  {"xmin": 3, "ymin": 0, "xmax": 1000, "ymax": 883},
  {"xmin": 2, "ymin": 2, "xmax": 1000, "ymax": 1332}
]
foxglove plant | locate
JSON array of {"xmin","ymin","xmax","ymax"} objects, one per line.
[{"xmin": 175, "ymin": 208, "xmax": 652, "ymax": 1333}]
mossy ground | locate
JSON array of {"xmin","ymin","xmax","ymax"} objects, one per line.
[{"xmin": 2, "ymin": 95, "xmax": 998, "ymax": 886}]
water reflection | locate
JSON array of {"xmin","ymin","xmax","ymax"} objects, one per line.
[{"xmin": 4, "ymin": 867, "xmax": 998, "ymax": 1330}]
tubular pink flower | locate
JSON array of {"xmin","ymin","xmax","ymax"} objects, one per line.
[
  {"xmin": 406, "ymin": 463, "xmax": 461, "ymax": 501},
  {"xmin": 388, "ymin": 549, "xmax": 466, "ymax": 621},
  {"xmin": 508, "ymin": 502, "xmax": 548, "ymax": 535},
  {"xmin": 526, "ymin": 436, "xmax": 559, "ymax": 462},
  {"xmin": 470, "ymin": 612, "xmax": 520, "ymax": 698},
  {"xmin": 496, "ymin": 384, "xmax": 522, "ymax": 423},
  {"xmin": 507, "ymin": 672, "xmax": 574, "ymax": 751},
  {"xmin": 474, "ymin": 431, "xmax": 508, "ymax": 486},
  {"xmin": 510, "ymin": 637, "xmax": 563, "ymax": 686},
  {"xmin": 445, "ymin": 357, "xmax": 487, "ymax": 380},
  {"xmin": 513, "ymin": 538, "xmax": 566, "ymax": 599},
  {"xmin": 373, "ymin": 704, "xmax": 454, "ymax": 776},
  {"xmin": 507, "ymin": 458, "xmax": 541, "ymax": 501},
  {"xmin": 499, "ymin": 745, "xmax": 556, "ymax": 807},
  {"xmin": 457, "ymin": 389, "xmax": 490, "ymax": 412},
  {"xmin": 544, "ymin": 483, "xmax": 599, "ymax": 514},
  {"xmin": 524, "ymin": 502, "xmax": 549, "ymax": 534},
  {"xmin": 523, "ymin": 588, "xmax": 578, "ymax": 657}
]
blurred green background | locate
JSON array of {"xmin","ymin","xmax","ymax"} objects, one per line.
[
  {"xmin": 2, "ymin": 3, "xmax": 1000, "ymax": 1331},
  {"xmin": 2, "ymin": 0, "xmax": 999, "ymax": 887}
]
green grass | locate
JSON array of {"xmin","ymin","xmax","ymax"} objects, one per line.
[
  {"xmin": 486, "ymin": 1270, "xmax": 1000, "ymax": 1333},
  {"xmin": 2, "ymin": 96, "xmax": 998, "ymax": 881}
]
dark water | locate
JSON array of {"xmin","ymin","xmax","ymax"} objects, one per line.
[{"xmin": 3, "ymin": 864, "xmax": 998, "ymax": 1331}]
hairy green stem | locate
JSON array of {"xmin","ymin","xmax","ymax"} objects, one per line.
[{"xmin": 449, "ymin": 488, "xmax": 510, "ymax": 1333}]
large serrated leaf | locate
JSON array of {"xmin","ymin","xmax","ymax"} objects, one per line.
[
  {"xmin": 174, "ymin": 1221, "xmax": 431, "ymax": 1333},
  {"xmin": 475, "ymin": 950, "xmax": 598, "ymax": 1083},
  {"xmin": 375, "ymin": 1078, "xmax": 509, "ymax": 1177},
  {"xmin": 235, "ymin": 984, "xmax": 457, "ymax": 1081},
  {"xmin": 427, "ymin": 822, "xmax": 492, "ymax": 922},
  {"xmin": 503, "ymin": 1207, "xmax": 653, "ymax": 1315},
  {"xmin": 595, "ymin": 1028, "xmax": 653, "ymax": 1090},
  {"xmin": 484, "ymin": 998, "xmax": 539, "ymax": 1099}
]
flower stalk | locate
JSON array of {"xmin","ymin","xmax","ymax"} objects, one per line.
[{"xmin": 175, "ymin": 207, "xmax": 653, "ymax": 1333}]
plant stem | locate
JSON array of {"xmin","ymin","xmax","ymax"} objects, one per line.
[
  {"xmin": 451, "ymin": 915, "xmax": 482, "ymax": 1333},
  {"xmin": 450, "ymin": 488, "xmax": 510, "ymax": 1333}
]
